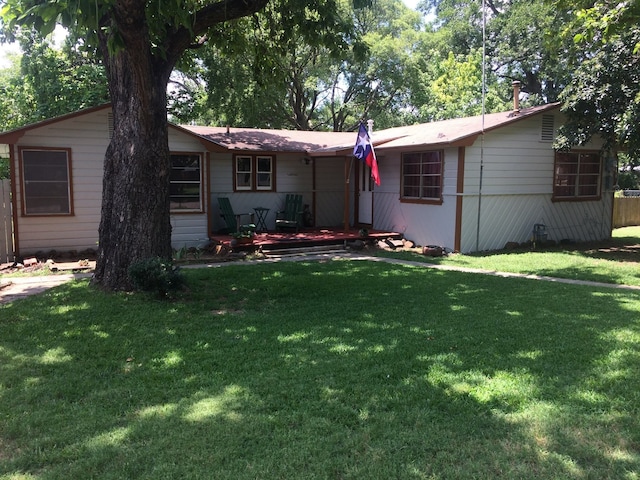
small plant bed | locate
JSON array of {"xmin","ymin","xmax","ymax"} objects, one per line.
[{"xmin": 0, "ymin": 259, "xmax": 95, "ymax": 277}]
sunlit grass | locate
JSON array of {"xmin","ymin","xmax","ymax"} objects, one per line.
[
  {"xmin": 1, "ymin": 260, "xmax": 639, "ymax": 479},
  {"xmin": 376, "ymin": 227, "xmax": 640, "ymax": 287}
]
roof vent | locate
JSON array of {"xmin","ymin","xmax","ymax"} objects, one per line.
[{"xmin": 541, "ymin": 114, "xmax": 555, "ymax": 142}]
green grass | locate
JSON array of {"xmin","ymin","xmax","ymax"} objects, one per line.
[
  {"xmin": 375, "ymin": 226, "xmax": 640, "ymax": 287},
  {"xmin": 2, "ymin": 260, "xmax": 640, "ymax": 479}
]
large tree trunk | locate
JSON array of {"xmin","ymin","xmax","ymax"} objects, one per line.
[
  {"xmin": 90, "ymin": 0, "xmax": 270, "ymax": 291},
  {"xmin": 92, "ymin": 4, "xmax": 174, "ymax": 291}
]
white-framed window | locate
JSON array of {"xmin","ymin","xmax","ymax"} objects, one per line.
[
  {"xmin": 20, "ymin": 148, "xmax": 72, "ymax": 215},
  {"xmin": 234, "ymin": 155, "xmax": 274, "ymax": 191},
  {"xmin": 256, "ymin": 156, "xmax": 273, "ymax": 190},
  {"xmin": 401, "ymin": 151, "xmax": 443, "ymax": 204},
  {"xmin": 170, "ymin": 153, "xmax": 203, "ymax": 212},
  {"xmin": 553, "ymin": 151, "xmax": 601, "ymax": 200}
]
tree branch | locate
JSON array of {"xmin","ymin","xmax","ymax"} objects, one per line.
[{"xmin": 165, "ymin": 0, "xmax": 269, "ymax": 68}]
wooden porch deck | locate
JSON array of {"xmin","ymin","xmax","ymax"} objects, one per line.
[{"xmin": 210, "ymin": 228, "xmax": 403, "ymax": 251}]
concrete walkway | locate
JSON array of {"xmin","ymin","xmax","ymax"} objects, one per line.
[
  {"xmin": 2, "ymin": 252, "xmax": 639, "ymax": 304},
  {"xmin": 0, "ymin": 273, "xmax": 93, "ymax": 304}
]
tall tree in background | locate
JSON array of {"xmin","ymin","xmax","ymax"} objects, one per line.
[
  {"xmin": 556, "ymin": 0, "xmax": 640, "ymax": 162},
  {"xmin": 1, "ymin": 0, "xmax": 350, "ymax": 290},
  {"xmin": 419, "ymin": 0, "xmax": 575, "ymax": 106},
  {"xmin": 170, "ymin": 0, "xmax": 422, "ymax": 131},
  {"xmin": 169, "ymin": 10, "xmax": 355, "ymax": 130},
  {"xmin": 0, "ymin": 30, "xmax": 108, "ymax": 130},
  {"xmin": 411, "ymin": 49, "xmax": 510, "ymax": 121},
  {"xmin": 323, "ymin": 0, "xmax": 422, "ymax": 130}
]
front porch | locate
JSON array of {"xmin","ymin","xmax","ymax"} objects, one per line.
[{"xmin": 209, "ymin": 228, "xmax": 403, "ymax": 252}]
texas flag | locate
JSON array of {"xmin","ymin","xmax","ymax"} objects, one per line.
[{"xmin": 353, "ymin": 123, "xmax": 381, "ymax": 186}]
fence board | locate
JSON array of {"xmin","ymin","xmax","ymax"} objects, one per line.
[
  {"xmin": 613, "ymin": 197, "xmax": 640, "ymax": 228},
  {"xmin": 1, "ymin": 178, "xmax": 13, "ymax": 263}
]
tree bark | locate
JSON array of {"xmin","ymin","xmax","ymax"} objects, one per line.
[
  {"xmin": 90, "ymin": 0, "xmax": 269, "ymax": 291},
  {"xmin": 92, "ymin": 2, "xmax": 174, "ymax": 290}
]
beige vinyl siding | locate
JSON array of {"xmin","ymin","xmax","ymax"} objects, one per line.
[
  {"xmin": 209, "ymin": 152, "xmax": 315, "ymax": 232},
  {"xmin": 14, "ymin": 109, "xmax": 211, "ymax": 254},
  {"xmin": 171, "ymin": 215, "xmax": 211, "ymax": 249},
  {"xmin": 13, "ymin": 110, "xmax": 107, "ymax": 254},
  {"xmin": 462, "ymin": 119, "xmax": 555, "ymax": 196},
  {"xmin": 166, "ymin": 128, "xmax": 209, "ymax": 248},
  {"xmin": 459, "ymin": 193, "xmax": 613, "ymax": 252},
  {"xmin": 373, "ymin": 147, "xmax": 459, "ymax": 249},
  {"xmin": 459, "ymin": 114, "xmax": 611, "ymax": 252}
]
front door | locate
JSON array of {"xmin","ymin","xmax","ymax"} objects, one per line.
[{"xmin": 358, "ymin": 161, "xmax": 374, "ymax": 225}]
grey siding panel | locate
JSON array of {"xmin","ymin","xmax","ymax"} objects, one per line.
[
  {"xmin": 373, "ymin": 192, "xmax": 458, "ymax": 249},
  {"xmin": 457, "ymin": 113, "xmax": 611, "ymax": 252},
  {"xmin": 460, "ymin": 194, "xmax": 613, "ymax": 252},
  {"xmin": 171, "ymin": 215, "xmax": 211, "ymax": 249}
]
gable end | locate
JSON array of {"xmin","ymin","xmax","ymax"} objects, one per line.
[{"xmin": 540, "ymin": 114, "xmax": 555, "ymax": 142}]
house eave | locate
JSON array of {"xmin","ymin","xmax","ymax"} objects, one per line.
[{"xmin": 0, "ymin": 104, "xmax": 112, "ymax": 145}]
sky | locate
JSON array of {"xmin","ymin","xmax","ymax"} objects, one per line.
[
  {"xmin": 0, "ymin": 0, "xmax": 422, "ymax": 68},
  {"xmin": 0, "ymin": 42, "xmax": 19, "ymax": 68}
]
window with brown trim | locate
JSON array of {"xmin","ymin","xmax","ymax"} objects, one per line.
[
  {"xmin": 553, "ymin": 151, "xmax": 601, "ymax": 200},
  {"xmin": 170, "ymin": 153, "xmax": 203, "ymax": 212},
  {"xmin": 401, "ymin": 151, "xmax": 443, "ymax": 202},
  {"xmin": 20, "ymin": 148, "xmax": 72, "ymax": 215},
  {"xmin": 234, "ymin": 155, "xmax": 274, "ymax": 191}
]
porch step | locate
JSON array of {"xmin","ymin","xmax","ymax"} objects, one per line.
[{"xmin": 262, "ymin": 243, "xmax": 348, "ymax": 258}]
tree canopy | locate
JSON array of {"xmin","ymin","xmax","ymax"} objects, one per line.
[
  {"xmin": 168, "ymin": 0, "xmax": 424, "ymax": 131},
  {"xmin": 0, "ymin": 29, "xmax": 108, "ymax": 130},
  {"xmin": 555, "ymin": 0, "xmax": 640, "ymax": 163}
]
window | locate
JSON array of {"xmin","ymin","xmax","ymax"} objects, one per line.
[
  {"xmin": 170, "ymin": 153, "xmax": 202, "ymax": 212},
  {"xmin": 20, "ymin": 148, "xmax": 72, "ymax": 215},
  {"xmin": 553, "ymin": 151, "xmax": 601, "ymax": 200},
  {"xmin": 401, "ymin": 151, "xmax": 443, "ymax": 203},
  {"xmin": 234, "ymin": 155, "xmax": 274, "ymax": 191}
]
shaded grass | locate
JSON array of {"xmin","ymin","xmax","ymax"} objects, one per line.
[
  {"xmin": 376, "ymin": 227, "xmax": 640, "ymax": 287},
  {"xmin": 1, "ymin": 260, "xmax": 640, "ymax": 479}
]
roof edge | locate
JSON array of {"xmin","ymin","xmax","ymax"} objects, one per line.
[{"xmin": 0, "ymin": 103, "xmax": 112, "ymax": 144}]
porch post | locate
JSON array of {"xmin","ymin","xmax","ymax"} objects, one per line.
[{"xmin": 344, "ymin": 156, "xmax": 351, "ymax": 233}]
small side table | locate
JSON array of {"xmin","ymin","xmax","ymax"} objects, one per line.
[{"xmin": 253, "ymin": 207, "xmax": 270, "ymax": 232}]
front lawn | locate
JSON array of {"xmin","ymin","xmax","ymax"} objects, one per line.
[
  {"xmin": 376, "ymin": 226, "xmax": 640, "ymax": 287},
  {"xmin": 1, "ymin": 260, "xmax": 639, "ymax": 479}
]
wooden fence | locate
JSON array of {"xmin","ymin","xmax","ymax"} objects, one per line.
[
  {"xmin": 1, "ymin": 178, "xmax": 13, "ymax": 263},
  {"xmin": 613, "ymin": 196, "xmax": 640, "ymax": 228}
]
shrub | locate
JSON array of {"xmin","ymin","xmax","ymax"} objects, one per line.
[
  {"xmin": 617, "ymin": 170, "xmax": 640, "ymax": 190},
  {"xmin": 128, "ymin": 257, "xmax": 185, "ymax": 297}
]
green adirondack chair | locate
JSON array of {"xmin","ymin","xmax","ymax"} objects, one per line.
[
  {"xmin": 275, "ymin": 194, "xmax": 304, "ymax": 232},
  {"xmin": 217, "ymin": 197, "xmax": 255, "ymax": 234}
]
